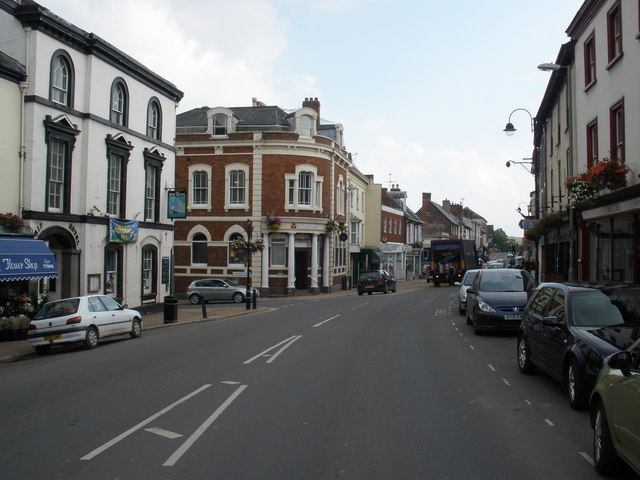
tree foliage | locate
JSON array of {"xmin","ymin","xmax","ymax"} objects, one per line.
[{"xmin": 492, "ymin": 228, "xmax": 510, "ymax": 252}]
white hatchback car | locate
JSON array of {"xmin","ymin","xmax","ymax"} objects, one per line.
[
  {"xmin": 458, "ymin": 269, "xmax": 481, "ymax": 315},
  {"xmin": 28, "ymin": 295, "xmax": 142, "ymax": 354}
]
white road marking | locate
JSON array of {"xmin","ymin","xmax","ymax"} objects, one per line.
[
  {"xmin": 221, "ymin": 381, "xmax": 240, "ymax": 385},
  {"xmin": 81, "ymin": 384, "xmax": 211, "ymax": 461},
  {"xmin": 313, "ymin": 314, "xmax": 340, "ymax": 327},
  {"xmin": 435, "ymin": 309, "xmax": 447, "ymax": 316},
  {"xmin": 502, "ymin": 378, "xmax": 511, "ymax": 386},
  {"xmin": 544, "ymin": 418, "xmax": 555, "ymax": 427},
  {"xmin": 525, "ymin": 400, "xmax": 532, "ymax": 406},
  {"xmin": 145, "ymin": 427, "xmax": 183, "ymax": 439},
  {"xmin": 350, "ymin": 303, "xmax": 368, "ymax": 311},
  {"xmin": 469, "ymin": 345, "xmax": 475, "ymax": 350},
  {"xmin": 579, "ymin": 451, "xmax": 594, "ymax": 466},
  {"xmin": 164, "ymin": 384, "xmax": 248, "ymax": 467},
  {"xmin": 243, "ymin": 335, "xmax": 300, "ymax": 364},
  {"xmin": 488, "ymin": 364, "xmax": 496, "ymax": 372},
  {"xmin": 266, "ymin": 335, "xmax": 302, "ymax": 364}
]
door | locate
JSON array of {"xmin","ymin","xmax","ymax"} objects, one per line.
[{"xmin": 295, "ymin": 250, "xmax": 309, "ymax": 289}]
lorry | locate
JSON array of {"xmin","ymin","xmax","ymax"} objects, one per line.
[{"xmin": 429, "ymin": 239, "xmax": 479, "ymax": 287}]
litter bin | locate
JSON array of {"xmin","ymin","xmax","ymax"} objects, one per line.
[
  {"xmin": 342, "ymin": 276, "xmax": 350, "ymax": 290},
  {"xmin": 164, "ymin": 295, "xmax": 178, "ymax": 324}
]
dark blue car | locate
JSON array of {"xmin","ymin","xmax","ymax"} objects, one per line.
[
  {"xmin": 465, "ymin": 269, "xmax": 537, "ymax": 334},
  {"xmin": 517, "ymin": 282, "xmax": 640, "ymax": 410}
]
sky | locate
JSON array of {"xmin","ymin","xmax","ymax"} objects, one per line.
[{"xmin": 40, "ymin": 0, "xmax": 585, "ymax": 237}]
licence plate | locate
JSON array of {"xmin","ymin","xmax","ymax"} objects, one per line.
[
  {"xmin": 365, "ymin": 285, "xmax": 374, "ymax": 289},
  {"xmin": 504, "ymin": 314, "xmax": 523, "ymax": 321},
  {"xmin": 44, "ymin": 334, "xmax": 61, "ymax": 341}
]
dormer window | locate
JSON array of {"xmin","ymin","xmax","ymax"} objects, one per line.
[
  {"xmin": 207, "ymin": 107, "xmax": 234, "ymax": 137},
  {"xmin": 299, "ymin": 115, "xmax": 313, "ymax": 138},
  {"xmin": 212, "ymin": 114, "xmax": 227, "ymax": 135},
  {"xmin": 295, "ymin": 108, "xmax": 318, "ymax": 138}
]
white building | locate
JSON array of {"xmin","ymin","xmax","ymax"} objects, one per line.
[{"xmin": 1, "ymin": 0, "xmax": 183, "ymax": 306}]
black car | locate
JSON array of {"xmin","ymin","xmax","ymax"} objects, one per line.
[
  {"xmin": 465, "ymin": 268, "xmax": 537, "ymax": 334},
  {"xmin": 517, "ymin": 282, "xmax": 640, "ymax": 410},
  {"xmin": 356, "ymin": 270, "xmax": 397, "ymax": 295}
]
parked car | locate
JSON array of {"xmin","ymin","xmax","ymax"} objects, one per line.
[
  {"xmin": 465, "ymin": 268, "xmax": 536, "ymax": 334},
  {"xmin": 28, "ymin": 295, "xmax": 142, "ymax": 354},
  {"xmin": 589, "ymin": 343, "xmax": 640, "ymax": 476},
  {"xmin": 458, "ymin": 269, "xmax": 480, "ymax": 315},
  {"xmin": 186, "ymin": 278, "xmax": 259, "ymax": 304},
  {"xmin": 517, "ymin": 282, "xmax": 640, "ymax": 409},
  {"xmin": 357, "ymin": 270, "xmax": 397, "ymax": 295}
]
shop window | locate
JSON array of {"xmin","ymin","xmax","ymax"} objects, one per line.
[{"xmin": 271, "ymin": 237, "xmax": 286, "ymax": 266}]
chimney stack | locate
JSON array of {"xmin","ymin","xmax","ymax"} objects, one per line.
[{"xmin": 302, "ymin": 97, "xmax": 320, "ymax": 125}]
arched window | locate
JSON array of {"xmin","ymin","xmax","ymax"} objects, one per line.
[
  {"xmin": 192, "ymin": 233, "xmax": 207, "ymax": 264},
  {"xmin": 141, "ymin": 245, "xmax": 157, "ymax": 298},
  {"xmin": 49, "ymin": 51, "xmax": 74, "ymax": 107},
  {"xmin": 110, "ymin": 79, "xmax": 129, "ymax": 126},
  {"xmin": 147, "ymin": 99, "xmax": 162, "ymax": 140},
  {"xmin": 228, "ymin": 233, "xmax": 246, "ymax": 265}
]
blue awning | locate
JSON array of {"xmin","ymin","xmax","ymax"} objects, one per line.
[{"xmin": 0, "ymin": 237, "xmax": 58, "ymax": 281}]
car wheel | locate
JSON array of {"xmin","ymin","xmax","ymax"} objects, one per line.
[
  {"xmin": 34, "ymin": 345, "xmax": 51, "ymax": 355},
  {"xmin": 517, "ymin": 336, "xmax": 537, "ymax": 374},
  {"xmin": 465, "ymin": 307, "xmax": 472, "ymax": 325},
  {"xmin": 232, "ymin": 292, "xmax": 245, "ymax": 303},
  {"xmin": 472, "ymin": 313, "xmax": 482, "ymax": 335},
  {"xmin": 367, "ymin": 291, "xmax": 373, "ymax": 295},
  {"xmin": 84, "ymin": 326, "xmax": 99, "ymax": 349},
  {"xmin": 130, "ymin": 318, "xmax": 142, "ymax": 338},
  {"xmin": 358, "ymin": 291, "xmax": 363, "ymax": 296},
  {"xmin": 459, "ymin": 303, "xmax": 465, "ymax": 315},
  {"xmin": 566, "ymin": 358, "xmax": 587, "ymax": 410},
  {"xmin": 593, "ymin": 401, "xmax": 623, "ymax": 475},
  {"xmin": 383, "ymin": 285, "xmax": 388, "ymax": 294},
  {"xmin": 189, "ymin": 293, "xmax": 202, "ymax": 305},
  {"xmin": 433, "ymin": 281, "xmax": 440, "ymax": 287}
]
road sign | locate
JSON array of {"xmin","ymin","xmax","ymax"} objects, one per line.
[{"xmin": 519, "ymin": 218, "xmax": 539, "ymax": 229}]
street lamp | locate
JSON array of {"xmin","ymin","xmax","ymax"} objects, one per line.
[
  {"xmin": 503, "ymin": 108, "xmax": 534, "ymax": 136},
  {"xmin": 505, "ymin": 158, "xmax": 533, "ymax": 174},
  {"xmin": 244, "ymin": 219, "xmax": 253, "ymax": 310}
]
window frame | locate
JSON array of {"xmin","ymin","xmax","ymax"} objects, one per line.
[
  {"xmin": 104, "ymin": 244, "xmax": 123, "ymax": 300},
  {"xmin": 146, "ymin": 98, "xmax": 162, "ymax": 140},
  {"xmin": 188, "ymin": 164, "xmax": 212, "ymax": 210},
  {"xmin": 49, "ymin": 50, "xmax": 74, "ymax": 108},
  {"xmin": 284, "ymin": 165, "xmax": 323, "ymax": 212},
  {"xmin": 225, "ymin": 164, "xmax": 249, "ymax": 210},
  {"xmin": 109, "ymin": 78, "xmax": 129, "ymax": 126},
  {"xmin": 143, "ymin": 148, "xmax": 165, "ymax": 222},
  {"xmin": 583, "ymin": 31, "xmax": 597, "ymax": 89},
  {"xmin": 141, "ymin": 245, "xmax": 158, "ymax": 300},
  {"xmin": 43, "ymin": 115, "xmax": 79, "ymax": 213},
  {"xmin": 610, "ymin": 98, "xmax": 625, "ymax": 162},
  {"xmin": 191, "ymin": 232, "xmax": 208, "ymax": 265},
  {"xmin": 606, "ymin": 1, "xmax": 623, "ymax": 67},
  {"xmin": 228, "ymin": 232, "xmax": 246, "ymax": 266},
  {"xmin": 105, "ymin": 134, "xmax": 133, "ymax": 218},
  {"xmin": 586, "ymin": 119, "xmax": 598, "ymax": 169},
  {"xmin": 270, "ymin": 237, "xmax": 286, "ymax": 267}
]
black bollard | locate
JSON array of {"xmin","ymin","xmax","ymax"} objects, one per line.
[
  {"xmin": 252, "ymin": 288, "xmax": 257, "ymax": 309},
  {"xmin": 200, "ymin": 298, "xmax": 207, "ymax": 318}
]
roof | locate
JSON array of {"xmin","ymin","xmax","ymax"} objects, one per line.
[
  {"xmin": 0, "ymin": 50, "xmax": 26, "ymax": 83},
  {"xmin": 432, "ymin": 202, "xmax": 460, "ymax": 225}
]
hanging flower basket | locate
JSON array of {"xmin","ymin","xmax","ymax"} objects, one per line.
[
  {"xmin": 266, "ymin": 213, "xmax": 281, "ymax": 230},
  {"xmin": 231, "ymin": 237, "xmax": 264, "ymax": 253},
  {"xmin": 566, "ymin": 174, "xmax": 599, "ymax": 207},
  {"xmin": 325, "ymin": 220, "xmax": 338, "ymax": 233},
  {"xmin": 0, "ymin": 212, "xmax": 25, "ymax": 233},
  {"xmin": 590, "ymin": 157, "xmax": 629, "ymax": 190}
]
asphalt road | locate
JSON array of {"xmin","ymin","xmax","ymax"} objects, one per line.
[{"xmin": 1, "ymin": 284, "xmax": 637, "ymax": 479}]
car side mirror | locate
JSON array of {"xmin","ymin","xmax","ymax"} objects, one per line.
[
  {"xmin": 607, "ymin": 351, "xmax": 633, "ymax": 377},
  {"xmin": 467, "ymin": 288, "xmax": 477, "ymax": 295},
  {"xmin": 541, "ymin": 316, "xmax": 562, "ymax": 326}
]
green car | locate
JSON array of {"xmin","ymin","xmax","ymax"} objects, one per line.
[{"xmin": 589, "ymin": 340, "xmax": 640, "ymax": 476}]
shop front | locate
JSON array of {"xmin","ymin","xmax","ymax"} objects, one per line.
[{"xmin": 0, "ymin": 235, "xmax": 59, "ymax": 340}]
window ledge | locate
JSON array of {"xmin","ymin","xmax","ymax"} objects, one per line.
[
  {"xmin": 605, "ymin": 52, "xmax": 623, "ymax": 70},
  {"xmin": 584, "ymin": 79, "xmax": 597, "ymax": 92}
]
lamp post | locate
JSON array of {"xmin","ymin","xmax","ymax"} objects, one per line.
[{"xmin": 244, "ymin": 219, "xmax": 253, "ymax": 310}]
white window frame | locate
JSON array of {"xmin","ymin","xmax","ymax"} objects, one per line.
[
  {"xmin": 336, "ymin": 175, "xmax": 345, "ymax": 215},
  {"xmin": 207, "ymin": 107, "xmax": 235, "ymax": 137},
  {"xmin": 294, "ymin": 108, "xmax": 318, "ymax": 139},
  {"xmin": 284, "ymin": 164, "xmax": 323, "ymax": 212},
  {"xmin": 188, "ymin": 164, "xmax": 212, "ymax": 210},
  {"xmin": 224, "ymin": 163, "xmax": 249, "ymax": 210},
  {"xmin": 270, "ymin": 237, "xmax": 286, "ymax": 267}
]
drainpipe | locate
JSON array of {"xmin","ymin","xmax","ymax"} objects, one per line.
[{"xmin": 19, "ymin": 27, "xmax": 32, "ymax": 218}]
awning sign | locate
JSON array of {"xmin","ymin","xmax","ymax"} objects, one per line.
[
  {"xmin": 109, "ymin": 219, "xmax": 138, "ymax": 243},
  {"xmin": 0, "ymin": 237, "xmax": 58, "ymax": 281}
]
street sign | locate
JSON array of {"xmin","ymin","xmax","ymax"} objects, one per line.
[{"xmin": 519, "ymin": 219, "xmax": 539, "ymax": 229}]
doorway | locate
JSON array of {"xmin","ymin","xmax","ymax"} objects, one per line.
[{"xmin": 295, "ymin": 249, "xmax": 310, "ymax": 289}]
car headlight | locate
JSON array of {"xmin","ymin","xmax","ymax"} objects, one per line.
[
  {"xmin": 461, "ymin": 292, "xmax": 467, "ymax": 301},
  {"xmin": 478, "ymin": 299, "xmax": 496, "ymax": 313}
]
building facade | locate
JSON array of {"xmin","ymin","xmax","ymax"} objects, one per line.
[
  {"xmin": 565, "ymin": 0, "xmax": 638, "ymax": 282},
  {"xmin": 1, "ymin": 0, "xmax": 183, "ymax": 307},
  {"xmin": 174, "ymin": 98, "xmax": 351, "ymax": 296}
]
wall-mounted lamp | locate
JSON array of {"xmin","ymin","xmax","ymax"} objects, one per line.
[
  {"xmin": 537, "ymin": 62, "xmax": 566, "ymax": 72},
  {"xmin": 506, "ymin": 158, "xmax": 533, "ymax": 174},
  {"xmin": 503, "ymin": 108, "xmax": 534, "ymax": 136}
]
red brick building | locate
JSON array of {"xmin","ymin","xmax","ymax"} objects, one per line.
[{"xmin": 174, "ymin": 98, "xmax": 351, "ymax": 296}]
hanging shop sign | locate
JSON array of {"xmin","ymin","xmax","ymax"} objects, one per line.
[
  {"xmin": 0, "ymin": 237, "xmax": 58, "ymax": 281},
  {"xmin": 167, "ymin": 191, "xmax": 187, "ymax": 219}
]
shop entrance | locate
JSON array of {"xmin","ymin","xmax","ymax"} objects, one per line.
[{"xmin": 295, "ymin": 250, "xmax": 310, "ymax": 289}]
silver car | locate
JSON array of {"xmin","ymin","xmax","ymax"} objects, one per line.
[
  {"xmin": 186, "ymin": 278, "xmax": 259, "ymax": 304},
  {"xmin": 458, "ymin": 269, "xmax": 480, "ymax": 315}
]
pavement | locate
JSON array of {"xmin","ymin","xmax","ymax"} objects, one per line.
[{"xmin": 1, "ymin": 278, "xmax": 429, "ymax": 363}]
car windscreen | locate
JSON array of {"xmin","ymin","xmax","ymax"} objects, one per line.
[
  {"xmin": 34, "ymin": 299, "xmax": 80, "ymax": 319},
  {"xmin": 570, "ymin": 291, "xmax": 624, "ymax": 327},
  {"xmin": 463, "ymin": 271, "xmax": 478, "ymax": 286},
  {"xmin": 479, "ymin": 273, "xmax": 525, "ymax": 292}
]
